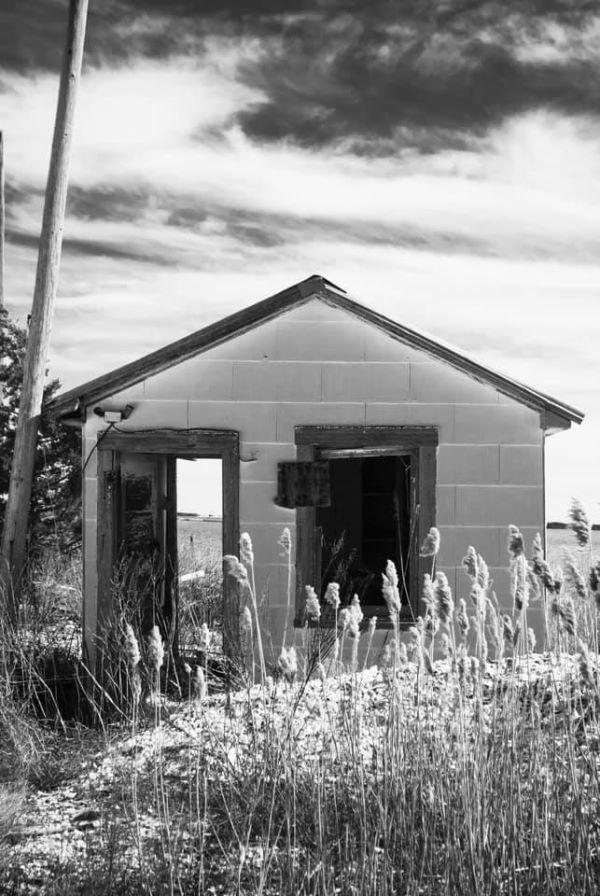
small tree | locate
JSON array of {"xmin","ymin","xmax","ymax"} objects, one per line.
[{"xmin": 0, "ymin": 307, "xmax": 81, "ymax": 555}]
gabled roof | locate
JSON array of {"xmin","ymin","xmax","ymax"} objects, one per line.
[{"xmin": 48, "ymin": 274, "xmax": 584, "ymax": 429}]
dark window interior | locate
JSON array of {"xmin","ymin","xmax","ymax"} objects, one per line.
[{"xmin": 316, "ymin": 454, "xmax": 412, "ymax": 608}]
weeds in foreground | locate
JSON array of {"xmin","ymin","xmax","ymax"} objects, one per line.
[{"xmin": 1, "ymin": 508, "xmax": 600, "ymax": 894}]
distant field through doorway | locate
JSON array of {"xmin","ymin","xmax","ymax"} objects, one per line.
[{"xmin": 176, "ymin": 457, "xmax": 223, "ymax": 652}]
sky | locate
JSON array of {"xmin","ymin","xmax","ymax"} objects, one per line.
[{"xmin": 1, "ymin": 0, "xmax": 599, "ymax": 521}]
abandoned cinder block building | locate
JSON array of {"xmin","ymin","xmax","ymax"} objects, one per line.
[{"xmin": 50, "ymin": 275, "xmax": 583, "ymax": 665}]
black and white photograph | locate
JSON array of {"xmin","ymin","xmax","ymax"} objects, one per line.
[{"xmin": 1, "ymin": 2, "xmax": 600, "ymax": 893}]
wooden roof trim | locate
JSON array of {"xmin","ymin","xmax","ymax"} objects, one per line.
[
  {"xmin": 48, "ymin": 275, "xmax": 323, "ymax": 415},
  {"xmin": 48, "ymin": 274, "xmax": 584, "ymax": 427},
  {"xmin": 314, "ymin": 285, "xmax": 584, "ymax": 426}
]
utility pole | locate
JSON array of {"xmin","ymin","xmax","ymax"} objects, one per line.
[
  {"xmin": 0, "ymin": 0, "xmax": 88, "ymax": 622},
  {"xmin": 0, "ymin": 131, "xmax": 5, "ymax": 310}
]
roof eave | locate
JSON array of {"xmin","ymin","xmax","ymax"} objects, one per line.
[{"xmin": 47, "ymin": 275, "xmax": 584, "ymax": 430}]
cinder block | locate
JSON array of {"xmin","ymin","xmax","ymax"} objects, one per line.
[
  {"xmin": 201, "ymin": 319, "xmax": 278, "ymax": 361},
  {"xmin": 497, "ymin": 392, "xmax": 523, "ymax": 406},
  {"xmin": 189, "ymin": 401, "xmax": 277, "ymax": 442},
  {"xmin": 143, "ymin": 360, "xmax": 233, "ymax": 400},
  {"xmin": 364, "ymin": 327, "xmax": 427, "ymax": 362},
  {"xmin": 500, "ymin": 445, "xmax": 543, "ymax": 486},
  {"xmin": 410, "ymin": 362, "xmax": 500, "ymax": 405},
  {"xmin": 454, "ymin": 405, "xmax": 542, "ymax": 445},
  {"xmin": 83, "ymin": 518, "xmax": 97, "ymax": 565},
  {"xmin": 436, "ymin": 485, "xmax": 456, "ymax": 525},
  {"xmin": 437, "ymin": 445, "xmax": 500, "ymax": 485},
  {"xmin": 274, "ymin": 321, "xmax": 365, "ymax": 361},
  {"xmin": 233, "ymin": 362, "xmax": 322, "ymax": 402},
  {"xmin": 280, "ymin": 298, "xmax": 353, "ymax": 323},
  {"xmin": 365, "ymin": 403, "xmax": 454, "ymax": 441},
  {"xmin": 437, "ymin": 526, "xmax": 503, "ymax": 567},
  {"xmin": 239, "ymin": 481, "xmax": 295, "ymax": 524},
  {"xmin": 322, "ymin": 363, "xmax": 410, "ymax": 402},
  {"xmin": 253, "ymin": 563, "xmax": 296, "ymax": 609},
  {"xmin": 276, "ymin": 402, "xmax": 365, "ymax": 441},
  {"xmin": 82, "ymin": 441, "xmax": 98, "ymax": 479},
  {"xmin": 455, "ymin": 486, "xmax": 543, "ymax": 527},
  {"xmin": 110, "ymin": 383, "xmax": 145, "ymax": 402},
  {"xmin": 118, "ymin": 400, "xmax": 189, "ymax": 430},
  {"xmin": 83, "ymin": 477, "xmax": 97, "ymax": 519},
  {"xmin": 262, "ymin": 606, "xmax": 289, "ymax": 661},
  {"xmin": 240, "ymin": 442, "xmax": 296, "ymax": 482},
  {"xmin": 455, "ymin": 566, "xmax": 512, "ymax": 606},
  {"xmin": 237, "ymin": 523, "xmax": 297, "ymax": 565}
]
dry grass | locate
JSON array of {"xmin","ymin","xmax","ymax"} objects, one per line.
[{"xmin": 1, "ymin": 514, "xmax": 600, "ymax": 894}]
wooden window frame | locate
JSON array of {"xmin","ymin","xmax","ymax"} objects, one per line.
[
  {"xmin": 294, "ymin": 425, "xmax": 437, "ymax": 628},
  {"xmin": 96, "ymin": 428, "xmax": 239, "ymax": 631}
]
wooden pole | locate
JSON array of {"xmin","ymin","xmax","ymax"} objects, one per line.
[
  {"xmin": 0, "ymin": 0, "xmax": 88, "ymax": 621},
  {"xmin": 0, "ymin": 131, "xmax": 5, "ymax": 310}
]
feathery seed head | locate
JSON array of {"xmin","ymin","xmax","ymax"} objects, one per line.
[
  {"xmin": 578, "ymin": 639, "xmax": 594, "ymax": 686},
  {"xmin": 422, "ymin": 574, "xmax": 435, "ymax": 616},
  {"xmin": 552, "ymin": 567, "xmax": 563, "ymax": 595},
  {"xmin": 476, "ymin": 554, "xmax": 490, "ymax": 591},
  {"xmin": 462, "ymin": 546, "xmax": 478, "ymax": 580},
  {"xmin": 183, "ymin": 662, "xmax": 192, "ymax": 676},
  {"xmin": 531, "ymin": 533, "xmax": 544, "ymax": 561},
  {"xmin": 440, "ymin": 632, "xmax": 452, "ymax": 659},
  {"xmin": 278, "ymin": 527, "xmax": 292, "ymax": 556},
  {"xmin": 527, "ymin": 627, "xmax": 536, "ymax": 653},
  {"xmin": 398, "ymin": 642, "xmax": 408, "ymax": 664},
  {"xmin": 456, "ymin": 598, "xmax": 470, "ymax": 637},
  {"xmin": 528, "ymin": 568, "xmax": 541, "ymax": 602},
  {"xmin": 305, "ymin": 585, "xmax": 321, "ymax": 621},
  {"xmin": 385, "ymin": 559, "xmax": 399, "ymax": 589},
  {"xmin": 569, "ymin": 498, "xmax": 590, "ymax": 548},
  {"xmin": 502, "ymin": 614, "xmax": 514, "ymax": 646},
  {"xmin": 223, "ymin": 555, "xmax": 248, "ymax": 582},
  {"xmin": 284, "ymin": 646, "xmax": 298, "ymax": 682},
  {"xmin": 239, "ymin": 532, "xmax": 254, "ymax": 568},
  {"xmin": 124, "ymin": 623, "xmax": 140, "ymax": 669},
  {"xmin": 324, "ymin": 582, "xmax": 341, "ymax": 610},
  {"xmin": 589, "ymin": 561, "xmax": 600, "ymax": 594},
  {"xmin": 382, "ymin": 572, "xmax": 401, "ymax": 616},
  {"xmin": 508, "ymin": 525, "xmax": 524, "ymax": 559},
  {"xmin": 532, "ymin": 554, "xmax": 555, "ymax": 591},
  {"xmin": 240, "ymin": 605, "xmax": 253, "ymax": 636},
  {"xmin": 381, "ymin": 643, "xmax": 392, "ymax": 669},
  {"xmin": 368, "ymin": 615, "xmax": 377, "ymax": 635},
  {"xmin": 420, "ymin": 527, "xmax": 441, "ymax": 557},
  {"xmin": 434, "ymin": 571, "xmax": 454, "ymax": 626},
  {"xmin": 511, "ymin": 553, "xmax": 529, "ymax": 613},
  {"xmin": 350, "ymin": 593, "xmax": 364, "ymax": 626},
  {"xmin": 563, "ymin": 553, "xmax": 587, "ymax": 601},
  {"xmin": 147, "ymin": 625, "xmax": 164, "ymax": 673},
  {"xmin": 558, "ymin": 595, "xmax": 576, "ymax": 637},
  {"xmin": 347, "ymin": 618, "xmax": 360, "ymax": 640},
  {"xmin": 338, "ymin": 607, "xmax": 351, "ymax": 631}
]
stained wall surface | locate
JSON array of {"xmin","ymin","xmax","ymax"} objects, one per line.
[{"xmin": 82, "ymin": 296, "xmax": 547, "ymax": 659}]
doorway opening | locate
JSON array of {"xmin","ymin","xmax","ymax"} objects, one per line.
[
  {"xmin": 316, "ymin": 454, "xmax": 412, "ymax": 612},
  {"xmin": 176, "ymin": 458, "xmax": 223, "ymax": 653}
]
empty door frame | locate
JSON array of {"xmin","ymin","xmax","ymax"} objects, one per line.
[
  {"xmin": 294, "ymin": 425, "xmax": 437, "ymax": 626},
  {"xmin": 96, "ymin": 428, "xmax": 239, "ymax": 634}
]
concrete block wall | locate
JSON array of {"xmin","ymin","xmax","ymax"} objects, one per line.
[{"xmin": 83, "ymin": 296, "xmax": 548, "ymax": 656}]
